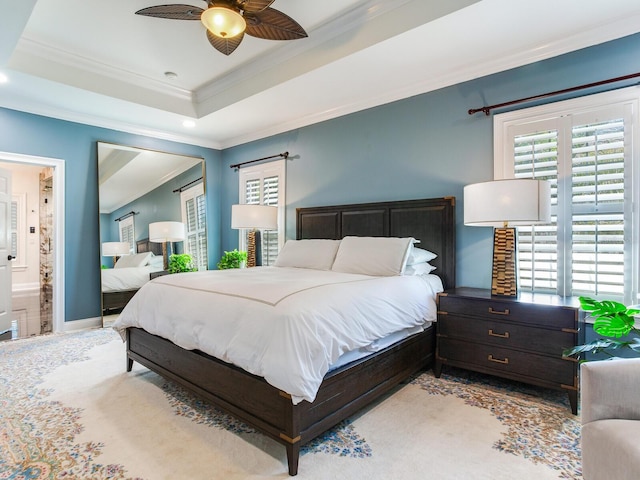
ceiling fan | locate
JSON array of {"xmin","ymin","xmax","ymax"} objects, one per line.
[{"xmin": 135, "ymin": 0, "xmax": 308, "ymax": 56}]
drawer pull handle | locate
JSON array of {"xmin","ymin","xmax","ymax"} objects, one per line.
[
  {"xmin": 488, "ymin": 354, "xmax": 509, "ymax": 365},
  {"xmin": 488, "ymin": 307, "xmax": 510, "ymax": 316},
  {"xmin": 488, "ymin": 329, "xmax": 510, "ymax": 339}
]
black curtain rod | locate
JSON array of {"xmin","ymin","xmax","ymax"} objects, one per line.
[
  {"xmin": 230, "ymin": 152, "xmax": 289, "ymax": 170},
  {"xmin": 468, "ymin": 71, "xmax": 640, "ymax": 116},
  {"xmin": 173, "ymin": 176, "xmax": 203, "ymax": 193},
  {"xmin": 114, "ymin": 211, "xmax": 136, "ymax": 222}
]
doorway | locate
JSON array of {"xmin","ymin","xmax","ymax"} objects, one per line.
[{"xmin": 0, "ymin": 151, "xmax": 65, "ymax": 338}]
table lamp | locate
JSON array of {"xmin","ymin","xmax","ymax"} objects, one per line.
[
  {"xmin": 464, "ymin": 179, "xmax": 551, "ymax": 296},
  {"xmin": 231, "ymin": 204, "xmax": 278, "ymax": 267}
]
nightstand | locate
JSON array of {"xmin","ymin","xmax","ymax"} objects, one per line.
[
  {"xmin": 434, "ymin": 287, "xmax": 584, "ymax": 414},
  {"xmin": 150, "ymin": 270, "xmax": 169, "ymax": 280}
]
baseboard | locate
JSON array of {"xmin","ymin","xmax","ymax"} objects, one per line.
[{"xmin": 62, "ymin": 317, "xmax": 102, "ymax": 332}]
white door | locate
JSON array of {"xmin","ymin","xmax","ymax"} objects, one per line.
[{"xmin": 0, "ymin": 167, "xmax": 11, "ymax": 335}]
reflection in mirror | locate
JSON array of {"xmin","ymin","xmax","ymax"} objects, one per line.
[{"xmin": 98, "ymin": 142, "xmax": 206, "ymax": 325}]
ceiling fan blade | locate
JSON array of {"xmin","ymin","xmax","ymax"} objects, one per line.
[
  {"xmin": 238, "ymin": 0, "xmax": 275, "ymax": 13},
  {"xmin": 206, "ymin": 30, "xmax": 244, "ymax": 55},
  {"xmin": 135, "ymin": 4, "xmax": 204, "ymax": 20},
  {"xmin": 245, "ymin": 8, "xmax": 307, "ymax": 41}
]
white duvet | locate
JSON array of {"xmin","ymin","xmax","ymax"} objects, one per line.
[
  {"xmin": 113, "ymin": 266, "xmax": 442, "ymax": 404},
  {"xmin": 101, "ymin": 266, "xmax": 164, "ymax": 292}
]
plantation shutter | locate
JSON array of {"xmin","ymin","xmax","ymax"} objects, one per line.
[
  {"xmin": 513, "ymin": 127, "xmax": 560, "ymax": 292},
  {"xmin": 181, "ymin": 183, "xmax": 207, "ymax": 270},
  {"xmin": 504, "ymin": 101, "xmax": 633, "ymax": 301},
  {"xmin": 118, "ymin": 216, "xmax": 135, "ymax": 254},
  {"xmin": 570, "ymin": 115, "xmax": 626, "ymax": 297}
]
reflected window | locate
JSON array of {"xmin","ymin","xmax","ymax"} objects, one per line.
[
  {"xmin": 181, "ymin": 183, "xmax": 207, "ymax": 270},
  {"xmin": 118, "ymin": 216, "xmax": 135, "ymax": 254}
]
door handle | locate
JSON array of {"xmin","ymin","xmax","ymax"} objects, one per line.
[{"xmin": 7, "ymin": 255, "xmax": 14, "ymax": 261}]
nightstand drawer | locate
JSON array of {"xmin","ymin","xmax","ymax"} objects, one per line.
[
  {"xmin": 437, "ymin": 314, "xmax": 576, "ymax": 356},
  {"xmin": 438, "ymin": 338, "xmax": 576, "ymax": 386},
  {"xmin": 438, "ymin": 295, "xmax": 577, "ymax": 329}
]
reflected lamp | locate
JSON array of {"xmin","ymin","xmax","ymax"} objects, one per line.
[
  {"xmin": 149, "ymin": 221, "xmax": 186, "ymax": 270},
  {"xmin": 464, "ymin": 179, "xmax": 551, "ymax": 296},
  {"xmin": 102, "ymin": 241, "xmax": 130, "ymax": 266}
]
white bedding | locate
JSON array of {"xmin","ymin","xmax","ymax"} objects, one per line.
[
  {"xmin": 113, "ymin": 266, "xmax": 443, "ymax": 404},
  {"xmin": 101, "ymin": 266, "xmax": 164, "ymax": 293}
]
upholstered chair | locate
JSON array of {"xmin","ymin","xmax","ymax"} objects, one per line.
[{"xmin": 581, "ymin": 358, "xmax": 640, "ymax": 479}]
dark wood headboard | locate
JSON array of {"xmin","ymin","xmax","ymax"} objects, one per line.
[
  {"xmin": 296, "ymin": 197, "xmax": 456, "ymax": 289},
  {"xmin": 136, "ymin": 238, "xmax": 163, "ymax": 256}
]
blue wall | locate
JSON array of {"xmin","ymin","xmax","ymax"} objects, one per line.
[
  {"xmin": 0, "ymin": 111, "xmax": 221, "ymax": 321},
  {"xmin": 2, "ymin": 32, "xmax": 640, "ymax": 323},
  {"xmin": 220, "ymin": 33, "xmax": 640, "ymax": 289}
]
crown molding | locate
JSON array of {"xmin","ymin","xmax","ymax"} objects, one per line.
[
  {"xmin": 12, "ymin": 37, "xmax": 195, "ymax": 110},
  {"xmin": 0, "ymin": 95, "xmax": 221, "ymax": 150},
  {"xmin": 219, "ymin": 14, "xmax": 640, "ymax": 149}
]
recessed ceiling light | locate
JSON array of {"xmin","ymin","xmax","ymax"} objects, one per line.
[
  {"xmin": 182, "ymin": 120, "xmax": 196, "ymax": 128},
  {"xmin": 164, "ymin": 71, "xmax": 178, "ymax": 79},
  {"xmin": 0, "ymin": 73, "xmax": 8, "ymax": 84}
]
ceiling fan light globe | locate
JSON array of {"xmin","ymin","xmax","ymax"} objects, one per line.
[{"xmin": 201, "ymin": 7, "xmax": 246, "ymax": 38}]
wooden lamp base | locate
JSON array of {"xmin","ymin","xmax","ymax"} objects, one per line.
[
  {"xmin": 491, "ymin": 227, "xmax": 517, "ymax": 296},
  {"xmin": 246, "ymin": 230, "xmax": 256, "ymax": 268}
]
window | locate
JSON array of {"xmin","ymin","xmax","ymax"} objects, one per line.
[
  {"xmin": 118, "ymin": 216, "xmax": 135, "ymax": 254},
  {"xmin": 495, "ymin": 88, "xmax": 640, "ymax": 304},
  {"xmin": 238, "ymin": 160, "xmax": 285, "ymax": 265},
  {"xmin": 181, "ymin": 183, "xmax": 207, "ymax": 270}
]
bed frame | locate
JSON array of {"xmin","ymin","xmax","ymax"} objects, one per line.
[
  {"xmin": 125, "ymin": 197, "xmax": 456, "ymax": 475},
  {"xmin": 102, "ymin": 238, "xmax": 163, "ymax": 314}
]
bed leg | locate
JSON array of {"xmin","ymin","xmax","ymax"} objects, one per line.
[
  {"xmin": 127, "ymin": 356, "xmax": 133, "ymax": 372},
  {"xmin": 286, "ymin": 442, "xmax": 300, "ymax": 476},
  {"xmin": 433, "ymin": 359, "xmax": 443, "ymax": 378}
]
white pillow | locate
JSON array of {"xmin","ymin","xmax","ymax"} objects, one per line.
[
  {"xmin": 331, "ymin": 236, "xmax": 414, "ymax": 276},
  {"xmin": 114, "ymin": 252, "xmax": 152, "ymax": 269},
  {"xmin": 275, "ymin": 239, "xmax": 341, "ymax": 270},
  {"xmin": 404, "ymin": 263, "xmax": 436, "ymax": 276},
  {"xmin": 148, "ymin": 254, "xmax": 164, "ymax": 268},
  {"xmin": 406, "ymin": 246, "xmax": 437, "ymax": 266}
]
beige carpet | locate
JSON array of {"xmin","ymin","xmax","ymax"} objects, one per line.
[{"xmin": 1, "ymin": 328, "xmax": 581, "ymax": 479}]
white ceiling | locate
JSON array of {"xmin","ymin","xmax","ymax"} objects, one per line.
[{"xmin": 2, "ymin": 0, "xmax": 640, "ymax": 150}]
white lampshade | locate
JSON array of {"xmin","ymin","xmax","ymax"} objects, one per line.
[
  {"xmin": 201, "ymin": 6, "xmax": 246, "ymax": 38},
  {"xmin": 231, "ymin": 204, "xmax": 278, "ymax": 230},
  {"xmin": 464, "ymin": 179, "xmax": 551, "ymax": 227},
  {"xmin": 149, "ymin": 221, "xmax": 186, "ymax": 243},
  {"xmin": 102, "ymin": 241, "xmax": 130, "ymax": 256}
]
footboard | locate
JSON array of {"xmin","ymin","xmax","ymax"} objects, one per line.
[{"xmin": 126, "ymin": 326, "xmax": 435, "ymax": 476}]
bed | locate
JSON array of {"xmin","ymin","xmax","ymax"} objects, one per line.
[
  {"xmin": 101, "ymin": 238, "xmax": 163, "ymax": 314},
  {"xmin": 116, "ymin": 197, "xmax": 456, "ymax": 475}
]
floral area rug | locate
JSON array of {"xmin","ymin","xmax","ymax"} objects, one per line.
[{"xmin": 0, "ymin": 327, "xmax": 581, "ymax": 479}]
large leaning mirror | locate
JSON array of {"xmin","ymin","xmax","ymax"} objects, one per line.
[{"xmin": 98, "ymin": 142, "xmax": 206, "ymax": 326}]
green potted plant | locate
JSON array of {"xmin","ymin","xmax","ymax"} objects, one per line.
[
  {"xmin": 168, "ymin": 253, "xmax": 197, "ymax": 274},
  {"xmin": 564, "ymin": 296, "xmax": 640, "ymax": 359},
  {"xmin": 217, "ymin": 249, "xmax": 247, "ymax": 269}
]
